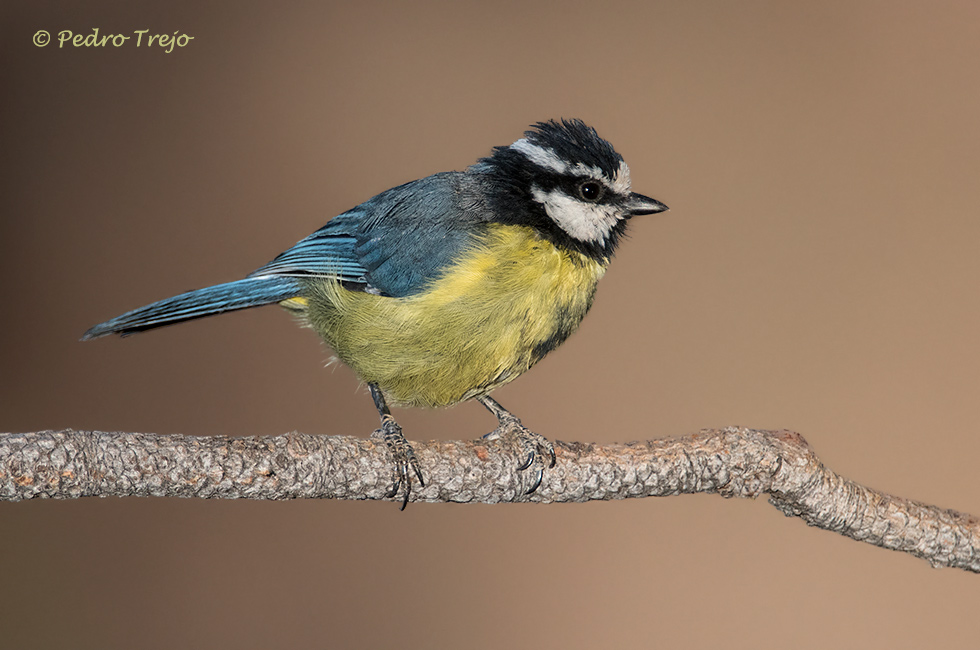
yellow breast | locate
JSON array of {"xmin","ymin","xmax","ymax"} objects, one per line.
[{"xmin": 296, "ymin": 224, "xmax": 606, "ymax": 407}]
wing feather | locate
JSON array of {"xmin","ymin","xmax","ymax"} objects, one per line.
[{"xmin": 248, "ymin": 172, "xmax": 482, "ymax": 298}]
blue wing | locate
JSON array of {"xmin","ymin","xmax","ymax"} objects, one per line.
[
  {"xmin": 247, "ymin": 209, "xmax": 370, "ymax": 284},
  {"xmin": 84, "ymin": 173, "xmax": 485, "ymax": 338},
  {"xmin": 250, "ymin": 172, "xmax": 481, "ymax": 298}
]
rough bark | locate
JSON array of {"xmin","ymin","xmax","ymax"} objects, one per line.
[{"xmin": 2, "ymin": 427, "xmax": 977, "ymax": 573}]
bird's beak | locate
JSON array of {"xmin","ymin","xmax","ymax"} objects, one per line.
[{"xmin": 627, "ymin": 193, "xmax": 668, "ymax": 216}]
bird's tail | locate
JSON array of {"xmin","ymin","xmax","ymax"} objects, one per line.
[{"xmin": 81, "ymin": 276, "xmax": 304, "ymax": 340}]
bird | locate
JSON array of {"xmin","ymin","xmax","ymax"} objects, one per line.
[{"xmin": 83, "ymin": 119, "xmax": 668, "ymax": 507}]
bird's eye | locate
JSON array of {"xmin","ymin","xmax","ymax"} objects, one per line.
[{"xmin": 578, "ymin": 181, "xmax": 603, "ymax": 202}]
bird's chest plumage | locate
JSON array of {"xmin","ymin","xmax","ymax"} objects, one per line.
[{"xmin": 300, "ymin": 224, "xmax": 606, "ymax": 407}]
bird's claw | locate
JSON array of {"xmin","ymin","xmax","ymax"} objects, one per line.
[
  {"xmin": 517, "ymin": 451, "xmax": 534, "ymax": 472},
  {"xmin": 372, "ymin": 415, "xmax": 424, "ymax": 510},
  {"xmin": 527, "ymin": 466, "xmax": 544, "ymax": 494},
  {"xmin": 485, "ymin": 416, "xmax": 555, "ymax": 494}
]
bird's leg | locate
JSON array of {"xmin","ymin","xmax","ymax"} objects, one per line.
[
  {"xmin": 476, "ymin": 395, "xmax": 556, "ymax": 494},
  {"xmin": 369, "ymin": 384, "xmax": 424, "ymax": 510}
]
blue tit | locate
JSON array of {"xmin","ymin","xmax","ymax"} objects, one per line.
[{"xmin": 84, "ymin": 119, "xmax": 668, "ymax": 507}]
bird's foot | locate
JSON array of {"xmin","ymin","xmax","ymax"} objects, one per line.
[
  {"xmin": 483, "ymin": 412, "xmax": 556, "ymax": 495},
  {"xmin": 371, "ymin": 414, "xmax": 424, "ymax": 510}
]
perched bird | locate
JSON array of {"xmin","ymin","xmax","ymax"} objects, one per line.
[{"xmin": 84, "ymin": 119, "xmax": 668, "ymax": 507}]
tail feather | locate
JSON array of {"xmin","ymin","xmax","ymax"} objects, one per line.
[{"xmin": 82, "ymin": 276, "xmax": 303, "ymax": 340}]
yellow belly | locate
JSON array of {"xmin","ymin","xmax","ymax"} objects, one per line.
[{"xmin": 293, "ymin": 224, "xmax": 606, "ymax": 407}]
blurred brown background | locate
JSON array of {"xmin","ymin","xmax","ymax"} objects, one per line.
[{"xmin": 2, "ymin": 1, "xmax": 979, "ymax": 647}]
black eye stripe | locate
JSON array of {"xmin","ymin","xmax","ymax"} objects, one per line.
[{"xmin": 521, "ymin": 166, "xmax": 619, "ymax": 207}]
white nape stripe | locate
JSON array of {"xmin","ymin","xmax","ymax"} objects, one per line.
[
  {"xmin": 531, "ymin": 186, "xmax": 622, "ymax": 244},
  {"xmin": 510, "ymin": 139, "xmax": 568, "ymax": 173},
  {"xmin": 511, "ymin": 140, "xmax": 634, "ymax": 196}
]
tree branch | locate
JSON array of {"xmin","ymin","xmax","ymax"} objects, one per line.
[{"xmin": 2, "ymin": 427, "xmax": 977, "ymax": 572}]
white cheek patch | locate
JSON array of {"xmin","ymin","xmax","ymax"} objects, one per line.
[{"xmin": 531, "ymin": 186, "xmax": 622, "ymax": 244}]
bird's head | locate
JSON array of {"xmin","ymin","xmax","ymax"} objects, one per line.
[{"xmin": 474, "ymin": 119, "xmax": 667, "ymax": 261}]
